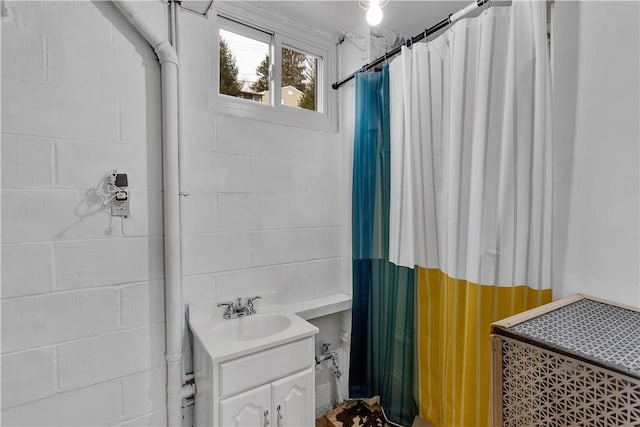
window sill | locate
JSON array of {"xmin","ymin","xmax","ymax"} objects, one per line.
[{"xmin": 213, "ymin": 92, "xmax": 336, "ymax": 133}]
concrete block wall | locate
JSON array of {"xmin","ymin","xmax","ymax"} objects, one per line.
[
  {"xmin": 1, "ymin": 2, "xmax": 167, "ymax": 425},
  {"xmin": 2, "ymin": 1, "xmax": 351, "ymax": 425},
  {"xmin": 178, "ymin": 8, "xmax": 349, "ymax": 310},
  {"xmin": 177, "ymin": 7, "xmax": 350, "ymax": 416}
]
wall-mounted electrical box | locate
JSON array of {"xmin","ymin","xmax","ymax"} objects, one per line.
[{"xmin": 107, "ymin": 173, "xmax": 130, "ymax": 218}]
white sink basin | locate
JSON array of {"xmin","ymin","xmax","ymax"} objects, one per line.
[
  {"xmin": 188, "ymin": 303, "xmax": 319, "ymax": 361},
  {"xmin": 211, "ymin": 314, "xmax": 292, "ymax": 341}
]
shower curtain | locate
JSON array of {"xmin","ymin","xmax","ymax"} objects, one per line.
[
  {"xmin": 387, "ymin": 1, "xmax": 553, "ymax": 425},
  {"xmin": 350, "ymin": 67, "xmax": 418, "ymax": 426}
]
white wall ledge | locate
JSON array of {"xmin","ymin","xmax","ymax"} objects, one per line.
[{"xmin": 285, "ymin": 293, "xmax": 352, "ymax": 320}]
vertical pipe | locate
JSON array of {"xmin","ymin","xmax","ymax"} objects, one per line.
[
  {"xmin": 112, "ymin": 3, "xmax": 186, "ymax": 426},
  {"xmin": 161, "ymin": 60, "xmax": 183, "ymax": 427}
]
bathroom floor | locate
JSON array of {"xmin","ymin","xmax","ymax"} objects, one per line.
[
  {"xmin": 316, "ymin": 399, "xmax": 435, "ymax": 427},
  {"xmin": 317, "ymin": 399, "xmax": 389, "ymax": 427},
  {"xmin": 316, "ymin": 415, "xmax": 434, "ymax": 427}
]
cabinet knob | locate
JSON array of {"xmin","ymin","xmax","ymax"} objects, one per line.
[
  {"xmin": 263, "ymin": 410, "xmax": 270, "ymax": 427},
  {"xmin": 276, "ymin": 404, "xmax": 283, "ymax": 427}
]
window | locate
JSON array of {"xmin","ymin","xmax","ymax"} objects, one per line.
[
  {"xmin": 213, "ymin": 4, "xmax": 336, "ymax": 131},
  {"xmin": 218, "ymin": 17, "xmax": 272, "ymax": 103},
  {"xmin": 281, "ymin": 46, "xmax": 320, "ymax": 112}
]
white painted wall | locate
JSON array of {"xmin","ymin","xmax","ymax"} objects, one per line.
[
  {"xmin": 1, "ymin": 1, "xmax": 351, "ymax": 425},
  {"xmin": 1, "ymin": 1, "xmax": 167, "ymax": 425},
  {"xmin": 178, "ymin": 7, "xmax": 347, "ymax": 309},
  {"xmin": 552, "ymin": 1, "xmax": 640, "ymax": 307},
  {"xmin": 177, "ymin": 6, "xmax": 351, "ymax": 416}
]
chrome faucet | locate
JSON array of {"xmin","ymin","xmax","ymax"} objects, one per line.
[{"xmin": 217, "ymin": 296, "xmax": 261, "ymax": 319}]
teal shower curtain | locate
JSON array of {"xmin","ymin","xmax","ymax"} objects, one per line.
[{"xmin": 350, "ymin": 67, "xmax": 418, "ymax": 426}]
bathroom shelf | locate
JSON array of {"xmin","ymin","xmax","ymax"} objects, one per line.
[{"xmin": 285, "ymin": 293, "xmax": 352, "ymax": 320}]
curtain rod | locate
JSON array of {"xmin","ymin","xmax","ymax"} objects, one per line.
[{"xmin": 332, "ymin": 0, "xmax": 490, "ymax": 90}]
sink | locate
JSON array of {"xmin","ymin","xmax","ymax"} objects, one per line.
[
  {"xmin": 189, "ymin": 304, "xmax": 319, "ymax": 427},
  {"xmin": 188, "ymin": 302, "xmax": 319, "ymax": 361},
  {"xmin": 211, "ymin": 313, "xmax": 292, "ymax": 341}
]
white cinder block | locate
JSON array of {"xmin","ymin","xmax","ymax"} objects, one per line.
[
  {"xmin": 121, "ymin": 191, "xmax": 164, "ymax": 237},
  {"xmin": 217, "ymin": 195, "xmax": 255, "ymax": 232},
  {"xmin": 1, "ymin": 289, "xmax": 120, "ymax": 353},
  {"xmin": 184, "ymin": 151, "xmax": 250, "ymax": 192},
  {"xmin": 178, "ymin": 12, "xmax": 211, "ymax": 69},
  {"xmin": 182, "ymin": 65, "xmax": 211, "ymax": 113},
  {"xmin": 289, "ymin": 194, "xmax": 342, "ymax": 228},
  {"xmin": 183, "ymin": 233, "xmax": 252, "ymax": 275},
  {"xmin": 1, "ymin": 22, "xmax": 44, "ymax": 83},
  {"xmin": 249, "ymin": 157, "xmax": 293, "ymax": 194},
  {"xmin": 1, "ymin": 135, "xmax": 54, "ymax": 188},
  {"xmin": 120, "ymin": 83, "xmax": 163, "ymax": 146},
  {"xmin": 118, "ymin": 410, "xmax": 167, "ymax": 427},
  {"xmin": 2, "ymin": 80, "xmax": 118, "ymax": 142},
  {"xmin": 286, "ymin": 259, "xmax": 343, "ymax": 303},
  {"xmin": 122, "ymin": 367, "xmax": 166, "ymax": 419},
  {"xmin": 1, "ymin": 190, "xmax": 121, "ymax": 243},
  {"xmin": 0, "ymin": 381, "xmax": 122, "ymax": 427},
  {"xmin": 1, "ymin": 347, "xmax": 57, "ymax": 409},
  {"xmin": 183, "ymin": 274, "xmax": 216, "ymax": 308},
  {"xmin": 109, "ymin": 7, "xmax": 157, "ymax": 62},
  {"xmin": 55, "ymin": 236, "xmax": 163, "ymax": 289},
  {"xmin": 290, "ymin": 134, "xmax": 342, "ymax": 163},
  {"xmin": 254, "ymin": 195, "xmax": 292, "ymax": 230},
  {"xmin": 217, "ymin": 115, "xmax": 295, "ymax": 159},
  {"xmin": 215, "ymin": 266, "xmax": 288, "ymax": 304},
  {"xmin": 183, "ymin": 192, "xmax": 217, "ymax": 234},
  {"xmin": 55, "ymin": 141, "xmax": 162, "ymax": 191},
  {"xmin": 291, "ymin": 160, "xmax": 341, "ymax": 194},
  {"xmin": 182, "ymin": 109, "xmax": 216, "ymax": 152},
  {"xmin": 57, "ymin": 324, "xmax": 165, "ymax": 390},
  {"xmin": 216, "ymin": 115, "xmax": 341, "ymax": 162},
  {"xmin": 12, "ymin": 1, "xmax": 112, "ymax": 46},
  {"xmin": 120, "ymin": 281, "xmax": 165, "ymax": 329},
  {"xmin": 46, "ymin": 36, "xmax": 156, "ymax": 99},
  {"xmin": 218, "ymin": 194, "xmax": 289, "ymax": 232},
  {"xmin": 1, "ymin": 243, "xmax": 53, "ymax": 298},
  {"xmin": 251, "ymin": 227, "xmax": 343, "ymax": 266}
]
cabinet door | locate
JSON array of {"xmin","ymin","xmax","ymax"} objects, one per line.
[
  {"xmin": 220, "ymin": 383, "xmax": 271, "ymax": 427},
  {"xmin": 271, "ymin": 368, "xmax": 314, "ymax": 427}
]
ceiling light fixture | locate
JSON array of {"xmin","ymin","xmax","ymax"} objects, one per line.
[{"xmin": 360, "ymin": 0, "xmax": 389, "ymax": 26}]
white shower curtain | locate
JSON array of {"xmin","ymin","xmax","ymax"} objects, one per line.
[{"xmin": 388, "ymin": 1, "xmax": 553, "ymax": 424}]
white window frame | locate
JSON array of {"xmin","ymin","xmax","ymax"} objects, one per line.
[
  {"xmin": 211, "ymin": 2, "xmax": 337, "ymax": 133},
  {"xmin": 279, "ymin": 41, "xmax": 324, "ymax": 113}
]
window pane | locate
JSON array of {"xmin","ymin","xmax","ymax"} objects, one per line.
[
  {"xmin": 281, "ymin": 47, "xmax": 319, "ymax": 112},
  {"xmin": 219, "ymin": 28, "xmax": 270, "ymax": 103}
]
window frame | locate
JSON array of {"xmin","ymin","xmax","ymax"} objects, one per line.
[
  {"xmin": 279, "ymin": 41, "xmax": 324, "ymax": 113},
  {"xmin": 211, "ymin": 2, "xmax": 337, "ymax": 132}
]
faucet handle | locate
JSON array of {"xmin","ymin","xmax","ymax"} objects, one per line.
[
  {"xmin": 247, "ymin": 296, "xmax": 261, "ymax": 314},
  {"xmin": 217, "ymin": 301, "xmax": 235, "ymax": 318}
]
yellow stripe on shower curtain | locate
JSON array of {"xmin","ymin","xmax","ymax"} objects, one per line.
[{"xmin": 416, "ymin": 267, "xmax": 551, "ymax": 427}]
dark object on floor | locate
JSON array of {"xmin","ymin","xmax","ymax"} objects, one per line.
[{"xmin": 326, "ymin": 397, "xmax": 390, "ymax": 427}]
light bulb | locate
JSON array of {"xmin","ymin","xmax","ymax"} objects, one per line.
[{"xmin": 366, "ymin": 3, "xmax": 383, "ymax": 26}]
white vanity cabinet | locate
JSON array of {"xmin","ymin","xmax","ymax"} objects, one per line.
[
  {"xmin": 220, "ymin": 367, "xmax": 314, "ymax": 427},
  {"xmin": 189, "ymin": 306, "xmax": 319, "ymax": 427},
  {"xmin": 219, "ymin": 383, "xmax": 270, "ymax": 426}
]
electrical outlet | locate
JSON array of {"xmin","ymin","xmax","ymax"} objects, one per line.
[{"xmin": 111, "ymin": 199, "xmax": 130, "ymax": 217}]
